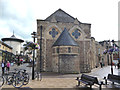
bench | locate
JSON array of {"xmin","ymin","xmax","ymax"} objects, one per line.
[
  {"xmin": 104, "ymin": 74, "xmax": 120, "ymax": 85},
  {"xmin": 76, "ymin": 74, "xmax": 103, "ymax": 90}
]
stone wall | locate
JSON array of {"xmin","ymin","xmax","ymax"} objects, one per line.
[
  {"xmin": 59, "ymin": 54, "xmax": 80, "ymax": 73},
  {"xmin": 77, "ymin": 40, "xmax": 91, "ymax": 73},
  {"xmin": 52, "ymin": 46, "xmax": 79, "ymax": 73}
]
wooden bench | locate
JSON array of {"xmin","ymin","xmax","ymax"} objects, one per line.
[
  {"xmin": 76, "ymin": 74, "xmax": 103, "ymax": 90},
  {"xmin": 104, "ymin": 74, "xmax": 120, "ymax": 85}
]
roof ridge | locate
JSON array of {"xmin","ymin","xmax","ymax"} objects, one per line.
[
  {"xmin": 45, "ymin": 9, "xmax": 76, "ymax": 23},
  {"xmin": 57, "ymin": 9, "xmax": 75, "ymax": 20}
]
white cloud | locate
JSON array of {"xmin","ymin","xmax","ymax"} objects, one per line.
[{"xmin": 0, "ymin": 0, "xmax": 119, "ymax": 42}]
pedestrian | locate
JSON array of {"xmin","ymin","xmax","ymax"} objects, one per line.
[
  {"xmin": 100, "ymin": 62, "xmax": 103, "ymax": 68},
  {"xmin": 1, "ymin": 60, "xmax": 5, "ymax": 75},
  {"xmin": 117, "ymin": 63, "xmax": 120, "ymax": 69},
  {"xmin": 6, "ymin": 61, "xmax": 10, "ymax": 74},
  {"xmin": 30, "ymin": 59, "xmax": 32, "ymax": 63},
  {"xmin": 20, "ymin": 59, "xmax": 23, "ymax": 64},
  {"xmin": 114, "ymin": 63, "xmax": 117, "ymax": 68}
]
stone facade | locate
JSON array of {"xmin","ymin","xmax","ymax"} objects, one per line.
[
  {"xmin": 36, "ymin": 9, "xmax": 107, "ymax": 73},
  {"xmin": 52, "ymin": 46, "xmax": 79, "ymax": 73}
]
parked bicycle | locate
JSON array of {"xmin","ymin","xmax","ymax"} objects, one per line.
[
  {"xmin": 19, "ymin": 69, "xmax": 29, "ymax": 85},
  {"xmin": 0, "ymin": 69, "xmax": 29, "ymax": 88},
  {"xmin": 0, "ymin": 72, "xmax": 24, "ymax": 88},
  {"xmin": 8, "ymin": 72, "xmax": 24, "ymax": 88},
  {"xmin": 34, "ymin": 71, "xmax": 42, "ymax": 81}
]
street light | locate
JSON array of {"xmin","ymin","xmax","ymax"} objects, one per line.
[
  {"xmin": 109, "ymin": 51, "xmax": 113, "ymax": 75},
  {"xmin": 103, "ymin": 40, "xmax": 116, "ymax": 75},
  {"xmin": 110, "ymin": 40, "xmax": 115, "ymax": 75},
  {"xmin": 31, "ymin": 31, "xmax": 37, "ymax": 80}
]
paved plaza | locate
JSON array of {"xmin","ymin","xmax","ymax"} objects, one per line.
[{"xmin": 0, "ymin": 63, "xmax": 120, "ymax": 89}]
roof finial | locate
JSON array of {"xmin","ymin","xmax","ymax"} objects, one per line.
[
  {"xmin": 11, "ymin": 30, "xmax": 15, "ymax": 38},
  {"xmin": 13, "ymin": 30, "xmax": 14, "ymax": 35}
]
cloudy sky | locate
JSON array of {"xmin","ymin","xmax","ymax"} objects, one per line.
[{"xmin": 0, "ymin": 0, "xmax": 119, "ymax": 42}]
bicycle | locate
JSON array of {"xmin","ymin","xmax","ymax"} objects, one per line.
[
  {"xmin": 19, "ymin": 69, "xmax": 29, "ymax": 85},
  {"xmin": 0, "ymin": 69, "xmax": 29, "ymax": 88},
  {"xmin": 13, "ymin": 69, "xmax": 29, "ymax": 85},
  {"xmin": 34, "ymin": 71, "xmax": 42, "ymax": 81},
  {"xmin": 0, "ymin": 76, "xmax": 4, "ymax": 87},
  {"xmin": 0, "ymin": 72, "xmax": 24, "ymax": 88},
  {"xmin": 7, "ymin": 72, "xmax": 24, "ymax": 88}
]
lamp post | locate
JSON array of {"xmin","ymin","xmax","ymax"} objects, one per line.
[
  {"xmin": 117, "ymin": 46, "xmax": 119, "ymax": 69},
  {"xmin": 104, "ymin": 40, "xmax": 115, "ymax": 75},
  {"xmin": 110, "ymin": 52, "xmax": 113, "ymax": 75},
  {"xmin": 110, "ymin": 40, "xmax": 114, "ymax": 75},
  {"xmin": 31, "ymin": 31, "xmax": 37, "ymax": 80},
  {"xmin": 106, "ymin": 45, "xmax": 109, "ymax": 65},
  {"xmin": 110, "ymin": 40, "xmax": 115, "ymax": 75}
]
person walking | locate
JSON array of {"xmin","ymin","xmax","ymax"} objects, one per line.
[
  {"xmin": 117, "ymin": 63, "xmax": 120, "ymax": 69},
  {"xmin": 100, "ymin": 62, "xmax": 103, "ymax": 68},
  {"xmin": 114, "ymin": 63, "xmax": 117, "ymax": 68},
  {"xmin": 1, "ymin": 60, "xmax": 5, "ymax": 75},
  {"xmin": 6, "ymin": 61, "xmax": 10, "ymax": 74}
]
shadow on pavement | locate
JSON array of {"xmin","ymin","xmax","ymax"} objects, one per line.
[{"xmin": 1, "ymin": 88, "xmax": 120, "ymax": 90}]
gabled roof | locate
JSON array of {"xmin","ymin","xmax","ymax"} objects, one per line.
[
  {"xmin": 52, "ymin": 28, "xmax": 78, "ymax": 46},
  {"xmin": 45, "ymin": 9, "xmax": 77, "ymax": 23}
]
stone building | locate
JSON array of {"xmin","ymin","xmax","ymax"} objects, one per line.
[{"xmin": 37, "ymin": 9, "xmax": 106, "ymax": 73}]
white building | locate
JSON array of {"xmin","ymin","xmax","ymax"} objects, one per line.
[{"xmin": 1, "ymin": 34, "xmax": 24, "ymax": 55}]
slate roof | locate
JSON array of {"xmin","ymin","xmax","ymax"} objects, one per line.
[
  {"xmin": 45, "ymin": 9, "xmax": 76, "ymax": 23},
  {"xmin": 2, "ymin": 34, "xmax": 24, "ymax": 42},
  {"xmin": 52, "ymin": 28, "xmax": 78, "ymax": 46}
]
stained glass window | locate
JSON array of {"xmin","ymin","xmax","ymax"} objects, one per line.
[
  {"xmin": 49, "ymin": 28, "xmax": 58, "ymax": 38},
  {"xmin": 72, "ymin": 29, "xmax": 80, "ymax": 39}
]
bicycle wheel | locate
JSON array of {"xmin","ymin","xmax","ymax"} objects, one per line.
[
  {"xmin": 23, "ymin": 73, "xmax": 29, "ymax": 85},
  {"xmin": 0, "ymin": 76, "xmax": 4, "ymax": 87},
  {"xmin": 12, "ymin": 76, "xmax": 24, "ymax": 88}
]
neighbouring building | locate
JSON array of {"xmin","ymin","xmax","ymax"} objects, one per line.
[
  {"xmin": 36, "ymin": 9, "xmax": 107, "ymax": 73},
  {"xmin": 1, "ymin": 34, "xmax": 24, "ymax": 55},
  {"xmin": 0, "ymin": 41, "xmax": 13, "ymax": 62}
]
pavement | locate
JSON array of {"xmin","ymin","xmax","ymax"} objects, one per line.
[{"xmin": 0, "ymin": 63, "xmax": 120, "ymax": 90}]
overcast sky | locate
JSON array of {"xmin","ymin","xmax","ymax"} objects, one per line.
[{"xmin": 0, "ymin": 0, "xmax": 119, "ymax": 42}]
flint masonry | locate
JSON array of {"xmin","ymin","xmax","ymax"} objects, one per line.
[{"xmin": 36, "ymin": 9, "xmax": 106, "ymax": 73}]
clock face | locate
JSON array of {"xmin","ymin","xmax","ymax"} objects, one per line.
[{"xmin": 72, "ymin": 29, "xmax": 81, "ymax": 39}]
